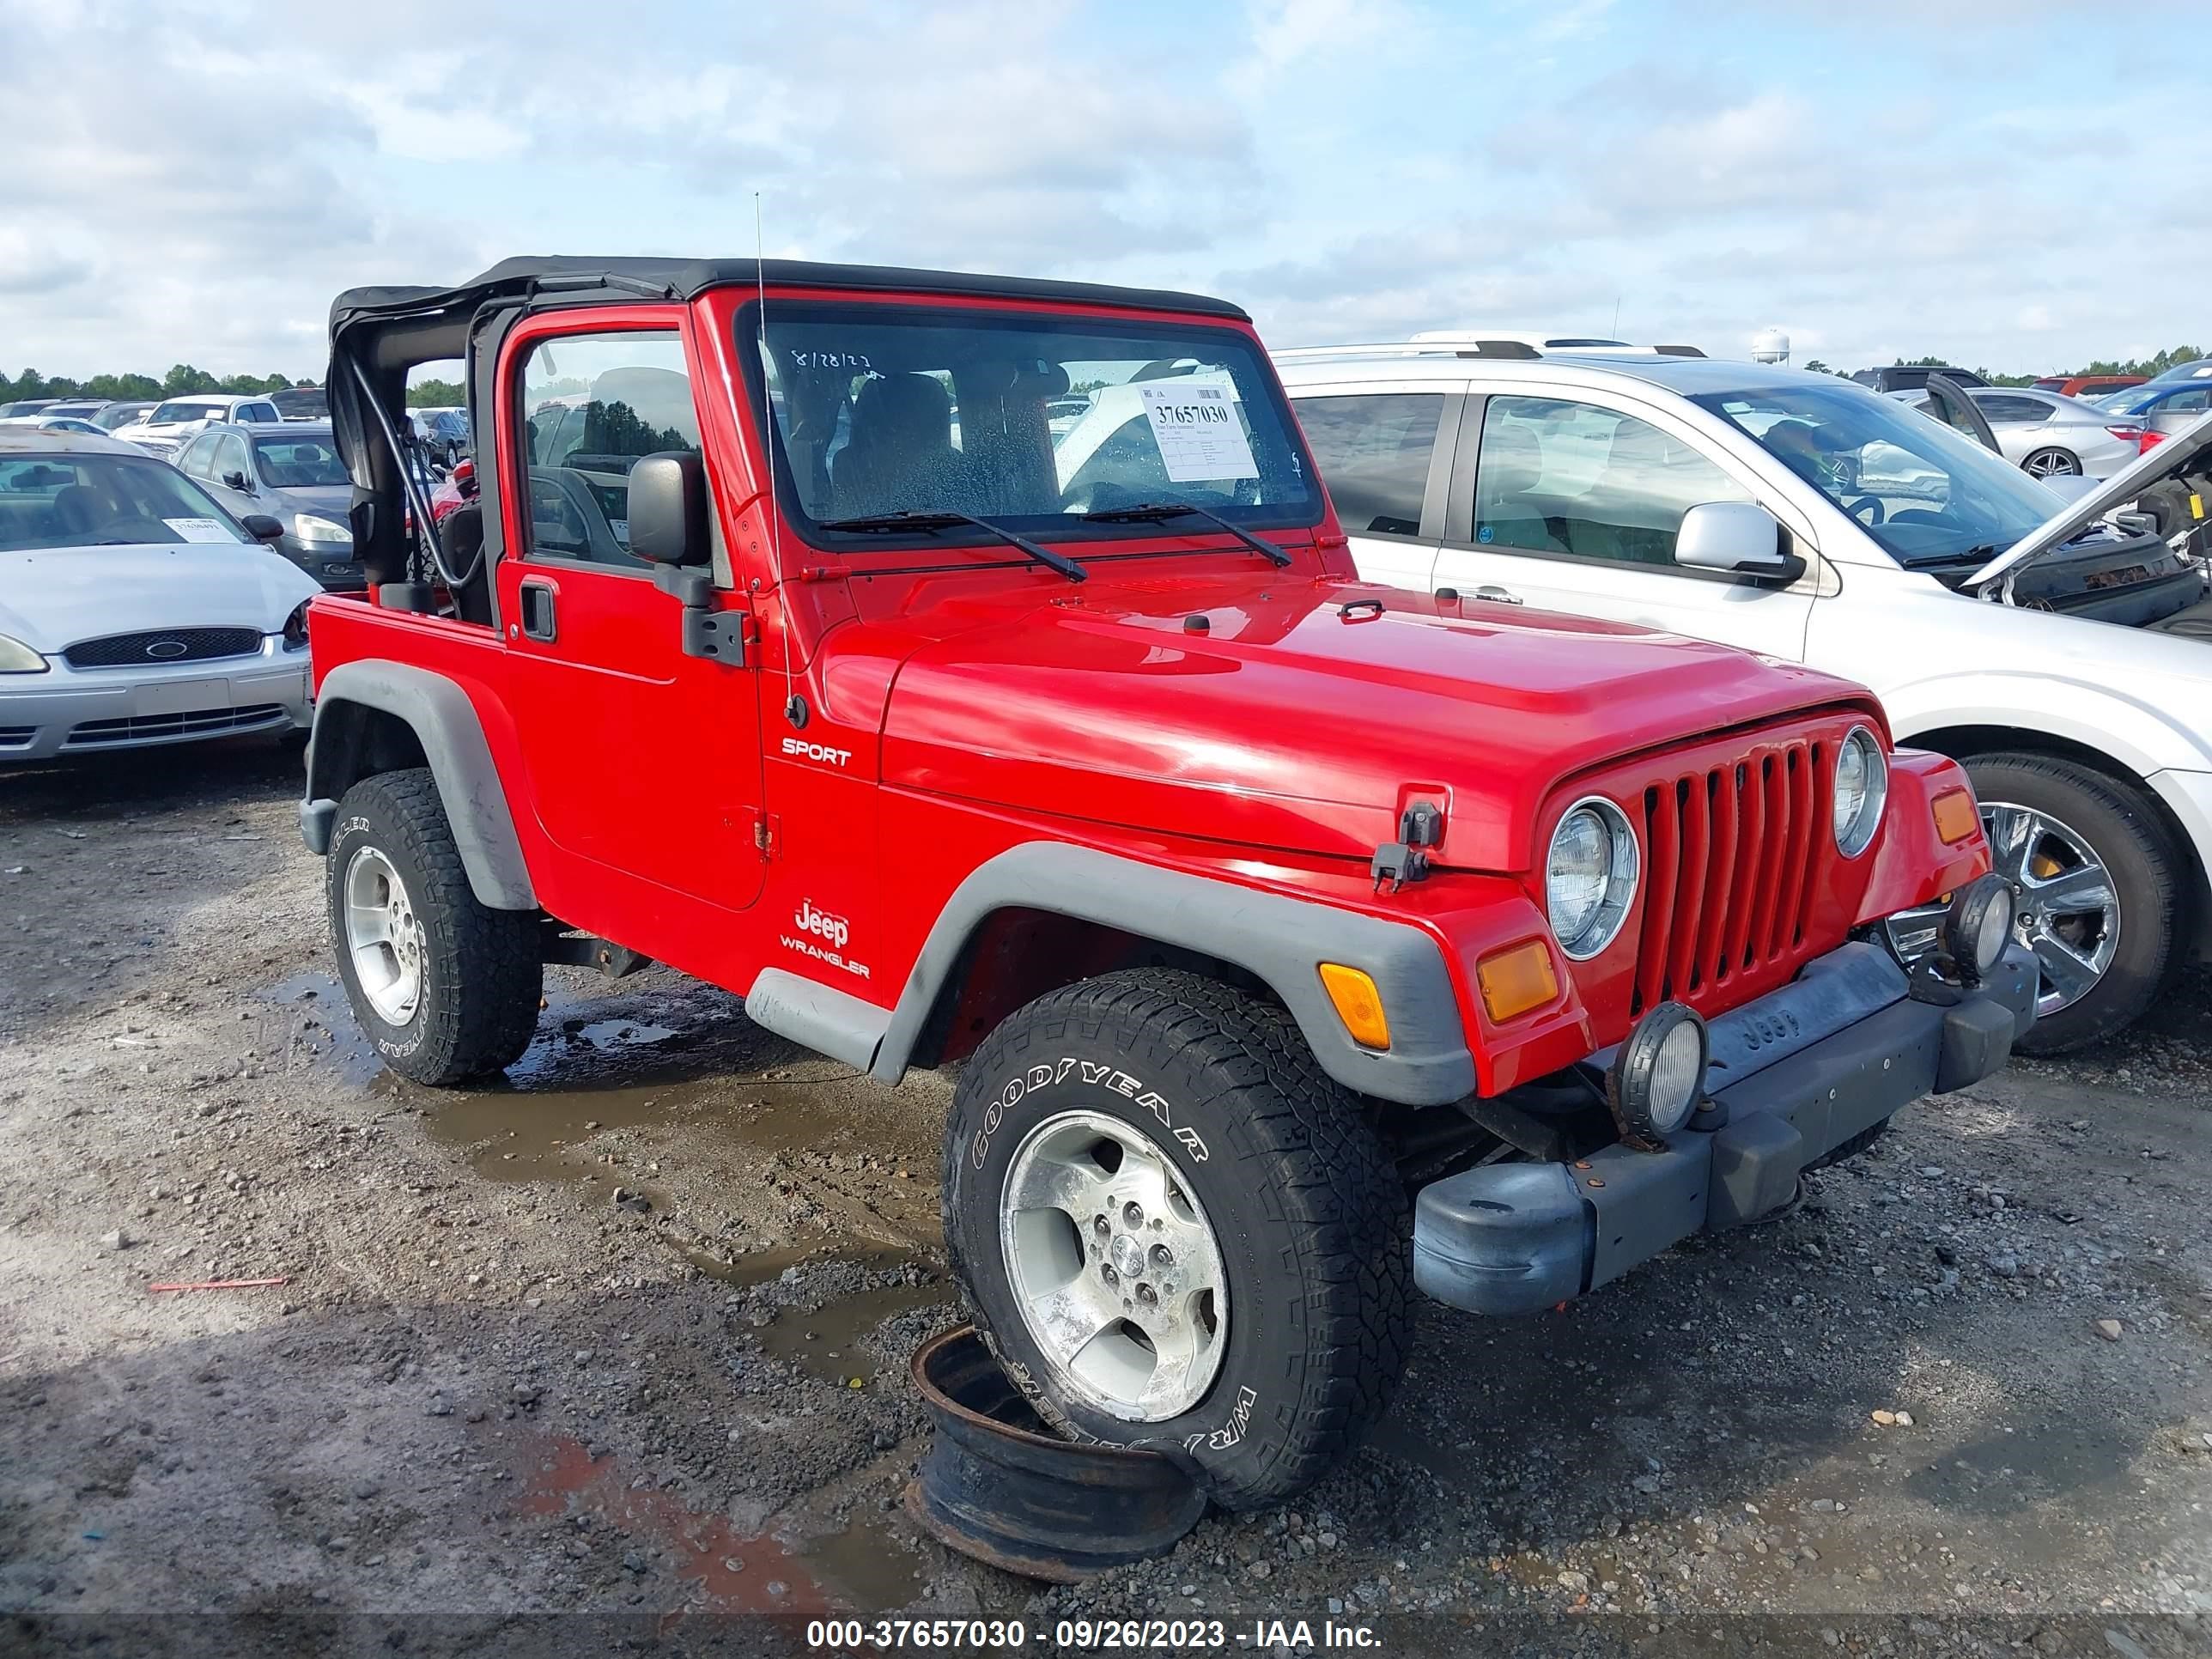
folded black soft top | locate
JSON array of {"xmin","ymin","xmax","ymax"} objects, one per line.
[{"xmin": 329, "ymin": 255, "xmax": 1248, "ymax": 367}]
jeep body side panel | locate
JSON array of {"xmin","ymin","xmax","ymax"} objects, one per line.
[
  {"xmin": 867, "ymin": 842, "xmax": 1478, "ymax": 1107},
  {"xmin": 303, "ymin": 657, "xmax": 537, "ymax": 909}
]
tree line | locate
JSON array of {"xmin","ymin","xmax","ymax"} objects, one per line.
[
  {"xmin": 1799, "ymin": 346, "xmax": 2203, "ymax": 386},
  {"xmin": 3, "ymin": 365, "xmax": 469, "ymax": 409},
  {"xmin": 3, "ymin": 364, "xmax": 304, "ymax": 402}
]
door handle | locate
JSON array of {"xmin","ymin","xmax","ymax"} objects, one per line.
[
  {"xmin": 518, "ymin": 579, "xmax": 557, "ymax": 641},
  {"xmin": 1471, "ymin": 585, "xmax": 1522, "ymax": 605}
]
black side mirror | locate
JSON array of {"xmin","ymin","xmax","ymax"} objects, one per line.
[
  {"xmin": 222, "ymin": 469, "xmax": 252, "ymax": 492},
  {"xmin": 241, "ymin": 514, "xmax": 287, "ymax": 544},
  {"xmin": 628, "ymin": 450, "xmax": 708, "ymax": 567}
]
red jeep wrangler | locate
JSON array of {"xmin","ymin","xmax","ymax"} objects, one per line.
[{"xmin": 301, "ymin": 257, "xmax": 2035, "ymax": 1507}]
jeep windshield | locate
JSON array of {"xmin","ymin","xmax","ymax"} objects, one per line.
[
  {"xmin": 740, "ymin": 301, "xmax": 1322, "ymax": 550},
  {"xmin": 1692, "ymin": 380, "xmax": 2058, "ymax": 568}
]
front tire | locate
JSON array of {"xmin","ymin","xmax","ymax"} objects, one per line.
[
  {"xmin": 1966, "ymin": 754, "xmax": 2181, "ymax": 1054},
  {"xmin": 942, "ymin": 969, "xmax": 1411, "ymax": 1510},
  {"xmin": 326, "ymin": 769, "xmax": 543, "ymax": 1085}
]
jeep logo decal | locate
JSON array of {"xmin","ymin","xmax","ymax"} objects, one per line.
[{"xmin": 793, "ymin": 898, "xmax": 849, "ymax": 950}]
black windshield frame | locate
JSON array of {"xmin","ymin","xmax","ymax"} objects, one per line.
[{"xmin": 733, "ymin": 299, "xmax": 1325, "ymax": 555}]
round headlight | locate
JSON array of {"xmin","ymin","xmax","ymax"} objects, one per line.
[
  {"xmin": 1832, "ymin": 726, "xmax": 1887, "ymax": 858},
  {"xmin": 1607, "ymin": 1000, "xmax": 1710, "ymax": 1142},
  {"xmin": 1547, "ymin": 797, "xmax": 1638, "ymax": 960}
]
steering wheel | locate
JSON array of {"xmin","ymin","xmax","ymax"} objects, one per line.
[{"xmin": 1845, "ymin": 495, "xmax": 1886, "ymax": 527}]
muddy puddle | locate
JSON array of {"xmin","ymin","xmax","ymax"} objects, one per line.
[
  {"xmin": 792, "ymin": 1510, "xmax": 927, "ymax": 1610},
  {"xmin": 755, "ymin": 1279, "xmax": 955, "ymax": 1386}
]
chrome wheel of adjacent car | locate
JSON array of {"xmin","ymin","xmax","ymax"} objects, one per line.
[
  {"xmin": 342, "ymin": 844, "xmax": 426, "ymax": 1024},
  {"xmin": 1885, "ymin": 799, "xmax": 2119, "ymax": 1020},
  {"xmin": 2022, "ymin": 448, "xmax": 2081, "ymax": 478},
  {"xmin": 999, "ymin": 1109, "xmax": 1229, "ymax": 1423}
]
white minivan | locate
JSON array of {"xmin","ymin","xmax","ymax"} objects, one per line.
[{"xmin": 1278, "ymin": 340, "xmax": 2212, "ymax": 1053}]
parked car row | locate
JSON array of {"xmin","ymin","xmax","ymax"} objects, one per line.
[{"xmin": 9, "ymin": 293, "xmax": 2208, "ymax": 1066}]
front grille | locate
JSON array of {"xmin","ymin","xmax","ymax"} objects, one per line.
[
  {"xmin": 63, "ymin": 627, "xmax": 263, "ymax": 670},
  {"xmin": 64, "ymin": 703, "xmax": 286, "ymax": 747},
  {"xmin": 0, "ymin": 725, "xmax": 35, "ymax": 748},
  {"xmin": 1630, "ymin": 734, "xmax": 1831, "ymax": 1015}
]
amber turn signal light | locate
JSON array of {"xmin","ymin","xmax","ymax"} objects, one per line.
[
  {"xmin": 1476, "ymin": 939, "xmax": 1559, "ymax": 1024},
  {"xmin": 1318, "ymin": 963, "xmax": 1391, "ymax": 1049},
  {"xmin": 1931, "ymin": 787, "xmax": 1979, "ymax": 845}
]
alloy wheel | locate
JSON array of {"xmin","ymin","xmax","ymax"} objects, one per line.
[
  {"xmin": 1884, "ymin": 799, "xmax": 2119, "ymax": 1019},
  {"xmin": 998, "ymin": 1109, "xmax": 1228, "ymax": 1423},
  {"xmin": 342, "ymin": 844, "xmax": 427, "ymax": 1024}
]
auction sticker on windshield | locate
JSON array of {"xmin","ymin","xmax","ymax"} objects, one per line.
[
  {"xmin": 162, "ymin": 518, "xmax": 237, "ymax": 544},
  {"xmin": 1140, "ymin": 383, "xmax": 1257, "ymax": 483}
]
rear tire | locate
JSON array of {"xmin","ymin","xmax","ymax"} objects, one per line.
[
  {"xmin": 942, "ymin": 969, "xmax": 1411, "ymax": 1510},
  {"xmin": 1963, "ymin": 753, "xmax": 2180, "ymax": 1054},
  {"xmin": 326, "ymin": 768, "xmax": 542, "ymax": 1085},
  {"xmin": 2022, "ymin": 447, "xmax": 2080, "ymax": 478}
]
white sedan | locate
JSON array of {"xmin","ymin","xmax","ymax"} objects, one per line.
[{"xmin": 0, "ymin": 428, "xmax": 320, "ymax": 763}]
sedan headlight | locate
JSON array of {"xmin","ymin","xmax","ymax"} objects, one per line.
[
  {"xmin": 1832, "ymin": 726, "xmax": 1888, "ymax": 858},
  {"xmin": 0, "ymin": 634, "xmax": 49, "ymax": 674},
  {"xmin": 283, "ymin": 602, "xmax": 311, "ymax": 651},
  {"xmin": 1547, "ymin": 796, "xmax": 1638, "ymax": 960},
  {"xmin": 294, "ymin": 513, "xmax": 353, "ymax": 545}
]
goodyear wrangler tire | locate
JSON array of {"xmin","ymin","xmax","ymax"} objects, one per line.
[
  {"xmin": 326, "ymin": 768, "xmax": 543, "ymax": 1086},
  {"xmin": 942, "ymin": 969, "xmax": 1411, "ymax": 1510}
]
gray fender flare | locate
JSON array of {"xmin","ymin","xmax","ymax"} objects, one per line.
[
  {"xmin": 866, "ymin": 842, "xmax": 1477, "ymax": 1107},
  {"xmin": 298, "ymin": 659, "xmax": 537, "ymax": 911}
]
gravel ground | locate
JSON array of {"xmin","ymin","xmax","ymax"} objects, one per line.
[{"xmin": 1, "ymin": 741, "xmax": 2208, "ymax": 1658}]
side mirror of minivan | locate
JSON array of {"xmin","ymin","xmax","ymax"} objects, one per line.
[
  {"xmin": 628, "ymin": 450, "xmax": 709, "ymax": 567},
  {"xmin": 222, "ymin": 469, "xmax": 252, "ymax": 492},
  {"xmin": 1675, "ymin": 501, "xmax": 1804, "ymax": 583}
]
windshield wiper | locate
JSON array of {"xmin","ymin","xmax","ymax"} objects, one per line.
[
  {"xmin": 1899, "ymin": 543, "xmax": 2002, "ymax": 569},
  {"xmin": 1077, "ymin": 501, "xmax": 1293, "ymax": 567},
  {"xmin": 815, "ymin": 509, "xmax": 1086, "ymax": 583}
]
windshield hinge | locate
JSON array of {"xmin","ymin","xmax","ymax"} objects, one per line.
[{"xmin": 1371, "ymin": 799, "xmax": 1444, "ymax": 895}]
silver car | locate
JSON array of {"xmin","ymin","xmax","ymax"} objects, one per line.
[
  {"xmin": 0, "ymin": 428, "xmax": 319, "ymax": 763},
  {"xmin": 1895, "ymin": 386, "xmax": 2141, "ymax": 479}
]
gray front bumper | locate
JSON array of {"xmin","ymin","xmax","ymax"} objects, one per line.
[{"xmin": 1413, "ymin": 940, "xmax": 2037, "ymax": 1316}]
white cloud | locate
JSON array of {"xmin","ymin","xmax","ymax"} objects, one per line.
[{"xmin": 0, "ymin": 0, "xmax": 2200, "ymax": 386}]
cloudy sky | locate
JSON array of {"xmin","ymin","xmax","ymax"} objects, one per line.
[{"xmin": 3, "ymin": 0, "xmax": 2193, "ymax": 382}]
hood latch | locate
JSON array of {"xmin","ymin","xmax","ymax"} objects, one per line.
[{"xmin": 1371, "ymin": 799, "xmax": 1444, "ymax": 895}]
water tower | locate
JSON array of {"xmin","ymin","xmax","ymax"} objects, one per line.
[{"xmin": 1751, "ymin": 327, "xmax": 1790, "ymax": 365}]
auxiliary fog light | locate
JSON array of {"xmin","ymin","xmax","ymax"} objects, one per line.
[
  {"xmin": 1607, "ymin": 1000, "xmax": 1709, "ymax": 1145},
  {"xmin": 1945, "ymin": 873, "xmax": 2015, "ymax": 984}
]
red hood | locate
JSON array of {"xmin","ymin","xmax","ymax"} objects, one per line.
[{"xmin": 874, "ymin": 574, "xmax": 1881, "ymax": 872}]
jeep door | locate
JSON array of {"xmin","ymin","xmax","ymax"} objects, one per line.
[
  {"xmin": 494, "ymin": 312, "xmax": 769, "ymax": 920},
  {"xmin": 1428, "ymin": 386, "xmax": 1817, "ymax": 660}
]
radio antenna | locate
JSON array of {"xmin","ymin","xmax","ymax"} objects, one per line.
[{"xmin": 756, "ymin": 194, "xmax": 802, "ymax": 727}]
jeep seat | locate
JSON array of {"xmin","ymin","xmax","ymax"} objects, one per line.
[
  {"xmin": 442, "ymin": 503, "xmax": 495, "ymax": 626},
  {"xmin": 830, "ymin": 373, "xmax": 980, "ymax": 517}
]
